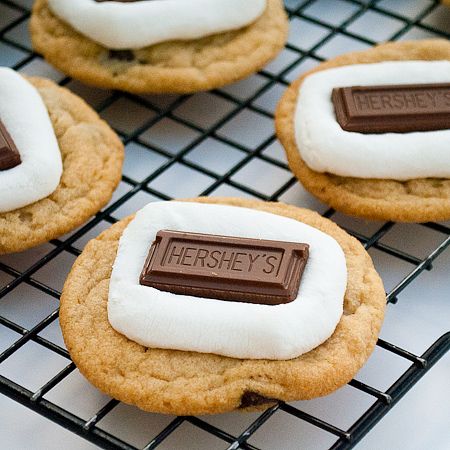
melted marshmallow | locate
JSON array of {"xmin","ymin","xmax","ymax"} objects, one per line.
[
  {"xmin": 0, "ymin": 68, "xmax": 62, "ymax": 213},
  {"xmin": 47, "ymin": 0, "xmax": 267, "ymax": 50},
  {"xmin": 108, "ymin": 202, "xmax": 347, "ymax": 360},
  {"xmin": 295, "ymin": 61, "xmax": 450, "ymax": 180}
]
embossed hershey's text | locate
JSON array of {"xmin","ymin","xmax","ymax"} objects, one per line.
[
  {"xmin": 162, "ymin": 239, "xmax": 284, "ymax": 277},
  {"xmin": 352, "ymin": 88, "xmax": 450, "ymax": 113}
]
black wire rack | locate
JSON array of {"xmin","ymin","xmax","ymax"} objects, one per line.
[{"xmin": 0, "ymin": 0, "xmax": 449, "ymax": 449}]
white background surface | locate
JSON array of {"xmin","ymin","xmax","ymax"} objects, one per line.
[{"xmin": 0, "ymin": 0, "xmax": 449, "ymax": 449}]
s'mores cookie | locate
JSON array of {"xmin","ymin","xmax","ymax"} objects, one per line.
[
  {"xmin": 60, "ymin": 198, "xmax": 385, "ymax": 415},
  {"xmin": 0, "ymin": 67, "xmax": 123, "ymax": 254},
  {"xmin": 31, "ymin": 0, "xmax": 288, "ymax": 93},
  {"xmin": 276, "ymin": 40, "xmax": 450, "ymax": 222}
]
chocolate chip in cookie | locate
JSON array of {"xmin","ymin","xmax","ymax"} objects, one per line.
[{"xmin": 108, "ymin": 49, "xmax": 135, "ymax": 62}]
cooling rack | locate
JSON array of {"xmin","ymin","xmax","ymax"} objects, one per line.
[{"xmin": 0, "ymin": 0, "xmax": 449, "ymax": 449}]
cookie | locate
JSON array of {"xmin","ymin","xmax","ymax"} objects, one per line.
[
  {"xmin": 60, "ymin": 197, "xmax": 385, "ymax": 415},
  {"xmin": 276, "ymin": 39, "xmax": 450, "ymax": 223},
  {"xmin": 0, "ymin": 73, "xmax": 123, "ymax": 254},
  {"xmin": 30, "ymin": 0, "xmax": 288, "ymax": 94}
]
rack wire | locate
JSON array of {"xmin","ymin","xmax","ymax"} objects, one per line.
[{"xmin": 0, "ymin": 0, "xmax": 449, "ymax": 449}]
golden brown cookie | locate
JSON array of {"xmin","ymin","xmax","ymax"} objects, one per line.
[
  {"xmin": 0, "ymin": 77, "xmax": 123, "ymax": 254},
  {"xmin": 60, "ymin": 197, "xmax": 385, "ymax": 415},
  {"xmin": 30, "ymin": 0, "xmax": 288, "ymax": 94},
  {"xmin": 276, "ymin": 39, "xmax": 450, "ymax": 223}
]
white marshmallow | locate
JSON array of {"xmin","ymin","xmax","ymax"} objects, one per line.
[
  {"xmin": 0, "ymin": 68, "xmax": 62, "ymax": 213},
  {"xmin": 47, "ymin": 0, "xmax": 267, "ymax": 50}
]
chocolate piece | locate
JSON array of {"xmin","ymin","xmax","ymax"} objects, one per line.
[
  {"xmin": 108, "ymin": 50, "xmax": 135, "ymax": 62},
  {"xmin": 140, "ymin": 230, "xmax": 309, "ymax": 305},
  {"xmin": 332, "ymin": 83, "xmax": 450, "ymax": 133},
  {"xmin": 239, "ymin": 391, "xmax": 277, "ymax": 409},
  {"xmin": 0, "ymin": 119, "xmax": 21, "ymax": 171}
]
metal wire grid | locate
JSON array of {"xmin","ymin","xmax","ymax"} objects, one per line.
[{"xmin": 0, "ymin": 0, "xmax": 449, "ymax": 449}]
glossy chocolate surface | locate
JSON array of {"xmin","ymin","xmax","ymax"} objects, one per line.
[
  {"xmin": 0, "ymin": 119, "xmax": 21, "ymax": 171},
  {"xmin": 332, "ymin": 83, "xmax": 450, "ymax": 133},
  {"xmin": 140, "ymin": 230, "xmax": 309, "ymax": 305}
]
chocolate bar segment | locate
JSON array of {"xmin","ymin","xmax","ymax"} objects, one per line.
[
  {"xmin": 332, "ymin": 83, "xmax": 450, "ymax": 133},
  {"xmin": 0, "ymin": 119, "xmax": 21, "ymax": 171},
  {"xmin": 140, "ymin": 230, "xmax": 309, "ymax": 305}
]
